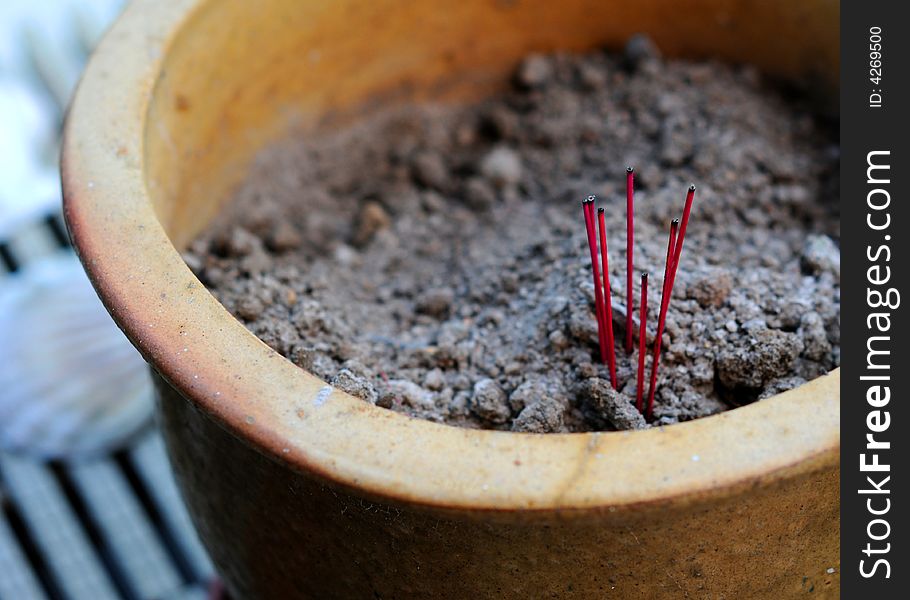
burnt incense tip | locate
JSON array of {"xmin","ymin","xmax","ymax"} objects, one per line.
[
  {"xmin": 626, "ymin": 166, "xmax": 634, "ymax": 173},
  {"xmin": 641, "ymin": 272, "xmax": 648, "ymax": 280},
  {"xmin": 597, "ymin": 207, "xmax": 605, "ymax": 214},
  {"xmin": 688, "ymin": 184, "xmax": 696, "ymax": 192},
  {"xmin": 584, "ymin": 195, "xmax": 596, "ymax": 204},
  {"xmin": 672, "ymin": 218, "xmax": 680, "ymax": 225}
]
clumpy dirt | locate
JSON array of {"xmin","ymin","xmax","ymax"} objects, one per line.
[{"xmin": 184, "ymin": 37, "xmax": 840, "ymax": 433}]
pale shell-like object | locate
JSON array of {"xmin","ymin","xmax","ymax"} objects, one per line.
[{"xmin": 0, "ymin": 253, "xmax": 154, "ymax": 459}]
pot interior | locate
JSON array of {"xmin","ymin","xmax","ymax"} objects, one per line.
[{"xmin": 144, "ymin": 0, "xmax": 838, "ymax": 248}]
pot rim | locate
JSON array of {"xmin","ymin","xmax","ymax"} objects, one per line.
[{"xmin": 61, "ymin": 0, "xmax": 840, "ymax": 513}]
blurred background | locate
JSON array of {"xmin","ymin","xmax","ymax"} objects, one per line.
[{"xmin": 1, "ymin": 2, "xmax": 216, "ymax": 598}]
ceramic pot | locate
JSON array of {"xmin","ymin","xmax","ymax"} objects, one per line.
[{"xmin": 62, "ymin": 0, "xmax": 840, "ymax": 597}]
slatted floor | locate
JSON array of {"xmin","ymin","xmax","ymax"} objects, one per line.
[{"xmin": 0, "ymin": 215, "xmax": 215, "ymax": 600}]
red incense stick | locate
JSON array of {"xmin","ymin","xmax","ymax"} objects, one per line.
[
  {"xmin": 671, "ymin": 185, "xmax": 697, "ymax": 277},
  {"xmin": 635, "ymin": 272, "xmax": 648, "ymax": 413},
  {"xmin": 597, "ymin": 207, "xmax": 618, "ymax": 388},
  {"xmin": 646, "ymin": 185, "xmax": 695, "ymax": 419},
  {"xmin": 646, "ymin": 219, "xmax": 679, "ymax": 418},
  {"xmin": 582, "ymin": 197, "xmax": 609, "ymax": 365},
  {"xmin": 625, "ymin": 167, "xmax": 635, "ymax": 354},
  {"xmin": 659, "ymin": 220, "xmax": 679, "ymax": 322},
  {"xmin": 645, "ymin": 219, "xmax": 678, "ymax": 419}
]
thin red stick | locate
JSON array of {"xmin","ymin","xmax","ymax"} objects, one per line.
[
  {"xmin": 635, "ymin": 272, "xmax": 648, "ymax": 413},
  {"xmin": 670, "ymin": 185, "xmax": 697, "ymax": 280},
  {"xmin": 582, "ymin": 197, "xmax": 608, "ymax": 365},
  {"xmin": 585, "ymin": 199, "xmax": 609, "ymax": 359},
  {"xmin": 661, "ymin": 220, "xmax": 680, "ymax": 316},
  {"xmin": 597, "ymin": 207, "xmax": 618, "ymax": 388},
  {"xmin": 625, "ymin": 167, "xmax": 635, "ymax": 353},
  {"xmin": 646, "ymin": 185, "xmax": 696, "ymax": 418},
  {"xmin": 645, "ymin": 217, "xmax": 679, "ymax": 420},
  {"xmin": 591, "ymin": 202, "xmax": 610, "ymax": 347}
]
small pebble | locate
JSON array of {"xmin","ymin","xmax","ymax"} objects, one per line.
[
  {"xmin": 512, "ymin": 398, "xmax": 565, "ymax": 433},
  {"xmin": 411, "ymin": 151, "xmax": 450, "ymax": 190},
  {"xmin": 548, "ymin": 329, "xmax": 569, "ymax": 350},
  {"xmin": 423, "ymin": 368, "xmax": 446, "ymax": 391},
  {"xmin": 801, "ymin": 235, "xmax": 840, "ymax": 277},
  {"xmin": 416, "ymin": 288, "xmax": 455, "ymax": 318},
  {"xmin": 464, "ymin": 177, "xmax": 496, "ymax": 210},
  {"xmin": 332, "ymin": 369, "xmax": 378, "ymax": 404},
  {"xmin": 352, "ymin": 201, "xmax": 391, "ymax": 247},
  {"xmin": 578, "ymin": 378, "xmax": 647, "ymax": 430},
  {"xmin": 471, "ymin": 379, "xmax": 510, "ymax": 424},
  {"xmin": 716, "ymin": 329, "xmax": 804, "ymax": 389},
  {"xmin": 480, "ymin": 146, "xmax": 523, "ymax": 188},
  {"xmin": 687, "ymin": 269, "xmax": 732, "ymax": 307},
  {"xmin": 267, "ymin": 221, "xmax": 302, "ymax": 252},
  {"xmin": 515, "ymin": 54, "xmax": 553, "ymax": 88},
  {"xmin": 383, "ymin": 379, "xmax": 434, "ymax": 409}
]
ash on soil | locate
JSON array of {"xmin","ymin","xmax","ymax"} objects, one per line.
[{"xmin": 186, "ymin": 39, "xmax": 840, "ymax": 432}]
